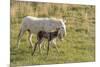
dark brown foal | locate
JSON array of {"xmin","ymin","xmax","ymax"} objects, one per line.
[{"xmin": 32, "ymin": 28, "xmax": 60, "ymax": 56}]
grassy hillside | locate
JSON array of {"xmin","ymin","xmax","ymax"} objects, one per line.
[{"xmin": 10, "ymin": 0, "xmax": 95, "ymax": 66}]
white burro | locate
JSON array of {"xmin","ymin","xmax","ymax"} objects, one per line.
[{"xmin": 16, "ymin": 16, "xmax": 67, "ymax": 48}]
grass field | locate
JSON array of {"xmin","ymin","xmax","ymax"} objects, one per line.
[{"xmin": 10, "ymin": 0, "xmax": 95, "ymax": 66}]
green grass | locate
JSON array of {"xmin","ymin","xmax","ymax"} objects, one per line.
[
  {"xmin": 10, "ymin": 1, "xmax": 95, "ymax": 66},
  {"xmin": 10, "ymin": 23, "xmax": 95, "ymax": 66}
]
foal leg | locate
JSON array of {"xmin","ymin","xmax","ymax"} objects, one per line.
[
  {"xmin": 38, "ymin": 39, "xmax": 44, "ymax": 54},
  {"xmin": 40, "ymin": 40, "xmax": 46, "ymax": 49},
  {"xmin": 47, "ymin": 41, "xmax": 50, "ymax": 55},
  {"xmin": 52, "ymin": 39, "xmax": 59, "ymax": 53},
  {"xmin": 32, "ymin": 42, "xmax": 38, "ymax": 56},
  {"xmin": 32, "ymin": 39, "xmax": 43, "ymax": 56}
]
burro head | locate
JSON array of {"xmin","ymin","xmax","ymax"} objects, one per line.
[{"xmin": 58, "ymin": 19, "xmax": 67, "ymax": 41}]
